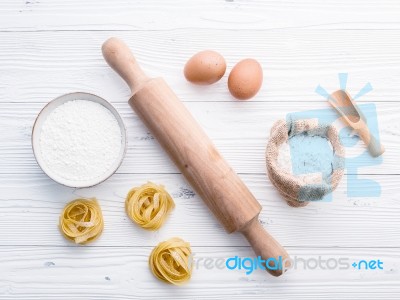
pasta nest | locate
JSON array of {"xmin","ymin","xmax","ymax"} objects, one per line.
[
  {"xmin": 59, "ymin": 198, "xmax": 104, "ymax": 244},
  {"xmin": 149, "ymin": 237, "xmax": 192, "ymax": 285},
  {"xmin": 125, "ymin": 182, "xmax": 175, "ymax": 230}
]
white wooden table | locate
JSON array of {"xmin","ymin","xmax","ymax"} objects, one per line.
[{"xmin": 1, "ymin": 1, "xmax": 399, "ymax": 299}]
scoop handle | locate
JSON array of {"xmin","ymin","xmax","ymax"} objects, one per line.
[
  {"xmin": 357, "ymin": 125, "xmax": 385, "ymax": 157},
  {"xmin": 102, "ymin": 37, "xmax": 149, "ymax": 93}
]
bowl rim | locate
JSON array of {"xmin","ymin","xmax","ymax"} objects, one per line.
[{"xmin": 31, "ymin": 92, "xmax": 127, "ymax": 188}]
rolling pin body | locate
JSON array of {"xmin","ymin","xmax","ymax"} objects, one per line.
[
  {"xmin": 102, "ymin": 38, "xmax": 289, "ymax": 276},
  {"xmin": 132, "ymin": 78, "xmax": 260, "ymax": 232}
]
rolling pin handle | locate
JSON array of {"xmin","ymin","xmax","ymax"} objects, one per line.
[
  {"xmin": 241, "ymin": 217, "xmax": 290, "ymax": 276},
  {"xmin": 102, "ymin": 37, "xmax": 149, "ymax": 93}
]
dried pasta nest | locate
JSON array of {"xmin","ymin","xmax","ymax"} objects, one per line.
[
  {"xmin": 149, "ymin": 237, "xmax": 192, "ymax": 285},
  {"xmin": 266, "ymin": 119, "xmax": 345, "ymax": 207},
  {"xmin": 59, "ymin": 198, "xmax": 104, "ymax": 244},
  {"xmin": 125, "ymin": 182, "xmax": 175, "ymax": 230}
]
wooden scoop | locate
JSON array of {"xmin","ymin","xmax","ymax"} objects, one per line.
[
  {"xmin": 329, "ymin": 90, "xmax": 384, "ymax": 157},
  {"xmin": 102, "ymin": 37, "xmax": 289, "ymax": 276}
]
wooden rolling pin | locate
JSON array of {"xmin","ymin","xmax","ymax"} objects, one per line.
[{"xmin": 102, "ymin": 38, "xmax": 289, "ymax": 276}]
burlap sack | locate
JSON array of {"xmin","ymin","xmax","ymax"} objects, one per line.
[{"xmin": 266, "ymin": 119, "xmax": 345, "ymax": 207}]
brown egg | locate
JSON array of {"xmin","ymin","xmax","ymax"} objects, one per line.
[
  {"xmin": 184, "ymin": 50, "xmax": 226, "ymax": 85},
  {"xmin": 228, "ymin": 59, "xmax": 263, "ymax": 100}
]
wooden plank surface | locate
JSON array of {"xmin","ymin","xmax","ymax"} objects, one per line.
[
  {"xmin": 0, "ymin": 0, "xmax": 399, "ymax": 299},
  {"xmin": 0, "ymin": 101, "xmax": 397, "ymax": 175},
  {"xmin": 0, "ymin": 173, "xmax": 398, "ymax": 248},
  {"xmin": 0, "ymin": 31, "xmax": 400, "ymax": 103},
  {"xmin": 0, "ymin": 246, "xmax": 399, "ymax": 300},
  {"xmin": 0, "ymin": 0, "xmax": 400, "ymax": 31}
]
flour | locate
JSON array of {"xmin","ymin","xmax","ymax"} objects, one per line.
[
  {"xmin": 277, "ymin": 134, "xmax": 335, "ymax": 184},
  {"xmin": 40, "ymin": 100, "xmax": 122, "ymax": 181}
]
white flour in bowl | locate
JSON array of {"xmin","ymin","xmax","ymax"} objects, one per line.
[{"xmin": 39, "ymin": 100, "xmax": 122, "ymax": 181}]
